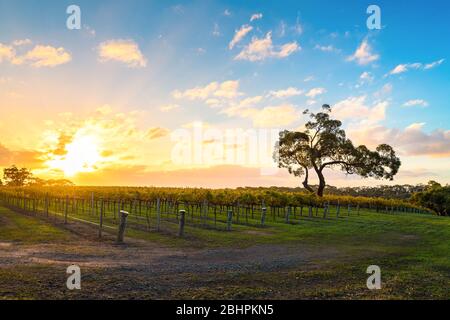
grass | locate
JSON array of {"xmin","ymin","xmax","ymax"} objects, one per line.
[
  {"xmin": 0, "ymin": 206, "xmax": 72, "ymax": 244},
  {"xmin": 0, "ymin": 204, "xmax": 449, "ymax": 299}
]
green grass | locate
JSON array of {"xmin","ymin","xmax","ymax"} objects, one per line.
[
  {"xmin": 0, "ymin": 205, "xmax": 449, "ymax": 299},
  {"xmin": 0, "ymin": 207, "xmax": 72, "ymax": 244}
]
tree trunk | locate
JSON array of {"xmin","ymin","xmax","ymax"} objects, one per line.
[
  {"xmin": 314, "ymin": 166, "xmax": 326, "ymax": 197},
  {"xmin": 302, "ymin": 168, "xmax": 314, "ymax": 193}
]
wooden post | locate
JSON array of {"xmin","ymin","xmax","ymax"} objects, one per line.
[
  {"xmin": 227, "ymin": 210, "xmax": 233, "ymax": 231},
  {"xmin": 91, "ymin": 192, "xmax": 95, "ymax": 216},
  {"xmin": 64, "ymin": 196, "xmax": 69, "ymax": 224},
  {"xmin": 99, "ymin": 199, "xmax": 104, "ymax": 238},
  {"xmin": 178, "ymin": 209, "xmax": 186, "ymax": 237},
  {"xmin": 117, "ymin": 210, "xmax": 129, "ymax": 243},
  {"xmin": 285, "ymin": 207, "xmax": 290, "ymax": 224},
  {"xmin": 336, "ymin": 202, "xmax": 340, "ymax": 218},
  {"xmin": 308, "ymin": 205, "xmax": 313, "ymax": 218},
  {"xmin": 261, "ymin": 207, "xmax": 267, "ymax": 226},
  {"xmin": 323, "ymin": 203, "xmax": 328, "ymax": 219},
  {"xmin": 156, "ymin": 198, "xmax": 161, "ymax": 232}
]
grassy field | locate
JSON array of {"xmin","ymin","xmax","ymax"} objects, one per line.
[{"xmin": 0, "ymin": 205, "xmax": 448, "ymax": 299}]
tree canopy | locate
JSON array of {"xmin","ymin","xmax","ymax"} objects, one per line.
[
  {"xmin": 3, "ymin": 165, "xmax": 33, "ymax": 186},
  {"xmin": 275, "ymin": 105, "xmax": 401, "ymax": 197}
]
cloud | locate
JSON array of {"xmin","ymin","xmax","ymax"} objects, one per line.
[
  {"xmin": 314, "ymin": 44, "xmax": 340, "ymax": 53},
  {"xmin": 348, "ymin": 123, "xmax": 450, "ymax": 158},
  {"xmin": 98, "ymin": 39, "xmax": 147, "ymax": 68},
  {"xmin": 229, "ymin": 24, "xmax": 253, "ymax": 49},
  {"xmin": 160, "ymin": 104, "xmax": 180, "ymax": 112},
  {"xmin": 0, "ymin": 42, "xmax": 71, "ymax": 67},
  {"xmin": 347, "ymin": 39, "xmax": 379, "ymax": 65},
  {"xmin": 360, "ymin": 71, "xmax": 374, "ymax": 83},
  {"xmin": 332, "ymin": 96, "xmax": 388, "ymax": 124},
  {"xmin": 234, "ymin": 32, "xmax": 299, "ymax": 61},
  {"xmin": 146, "ymin": 127, "xmax": 170, "ymax": 140},
  {"xmin": 388, "ymin": 59, "xmax": 444, "ymax": 75},
  {"xmin": 305, "ymin": 87, "xmax": 326, "ymax": 98},
  {"xmin": 424, "ymin": 58, "xmax": 445, "ymax": 69},
  {"xmin": 224, "ymin": 9, "xmax": 232, "ymax": 16},
  {"xmin": 250, "ymin": 13, "xmax": 263, "ymax": 22},
  {"xmin": 12, "ymin": 39, "xmax": 32, "ymax": 46},
  {"xmin": 388, "ymin": 63, "xmax": 422, "ymax": 75},
  {"xmin": 223, "ymin": 103, "xmax": 299, "ymax": 127},
  {"xmin": 403, "ymin": 99, "xmax": 429, "ymax": 107},
  {"xmin": 212, "ymin": 23, "xmax": 221, "ymax": 37},
  {"xmin": 0, "ymin": 143, "xmax": 43, "ymax": 167},
  {"xmin": 0, "ymin": 43, "xmax": 15, "ymax": 62},
  {"xmin": 172, "ymin": 80, "xmax": 241, "ymax": 101},
  {"xmin": 268, "ymin": 87, "xmax": 303, "ymax": 98},
  {"xmin": 18, "ymin": 45, "xmax": 72, "ymax": 67}
]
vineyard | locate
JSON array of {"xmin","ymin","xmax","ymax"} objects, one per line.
[{"xmin": 0, "ymin": 186, "xmax": 434, "ymax": 238}]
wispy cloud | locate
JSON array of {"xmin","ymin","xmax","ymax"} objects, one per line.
[
  {"xmin": 388, "ymin": 59, "xmax": 445, "ymax": 75},
  {"xmin": 403, "ymin": 99, "xmax": 429, "ymax": 107},
  {"xmin": 268, "ymin": 87, "xmax": 303, "ymax": 98},
  {"xmin": 234, "ymin": 32, "xmax": 299, "ymax": 61},
  {"xmin": 172, "ymin": 80, "xmax": 242, "ymax": 101},
  {"xmin": 305, "ymin": 87, "xmax": 326, "ymax": 98},
  {"xmin": 250, "ymin": 13, "xmax": 263, "ymax": 22},
  {"xmin": 229, "ymin": 24, "xmax": 253, "ymax": 49},
  {"xmin": 347, "ymin": 39, "xmax": 379, "ymax": 65}
]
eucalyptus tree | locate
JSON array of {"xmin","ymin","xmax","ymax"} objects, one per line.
[{"xmin": 275, "ymin": 105, "xmax": 401, "ymax": 197}]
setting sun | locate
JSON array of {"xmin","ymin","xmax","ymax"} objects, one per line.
[{"xmin": 46, "ymin": 133, "xmax": 102, "ymax": 177}]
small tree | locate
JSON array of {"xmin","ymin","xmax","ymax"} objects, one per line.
[
  {"xmin": 3, "ymin": 165, "xmax": 33, "ymax": 186},
  {"xmin": 275, "ymin": 105, "xmax": 401, "ymax": 197}
]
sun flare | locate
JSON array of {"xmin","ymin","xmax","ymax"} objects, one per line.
[{"xmin": 46, "ymin": 134, "xmax": 102, "ymax": 177}]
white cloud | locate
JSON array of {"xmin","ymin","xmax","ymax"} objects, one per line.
[
  {"xmin": 250, "ymin": 13, "xmax": 263, "ymax": 22},
  {"xmin": 268, "ymin": 87, "xmax": 303, "ymax": 98},
  {"xmin": 360, "ymin": 71, "xmax": 374, "ymax": 83},
  {"xmin": 314, "ymin": 44, "xmax": 339, "ymax": 53},
  {"xmin": 234, "ymin": 32, "xmax": 299, "ymax": 61},
  {"xmin": 305, "ymin": 87, "xmax": 326, "ymax": 98},
  {"xmin": 212, "ymin": 23, "xmax": 221, "ymax": 37},
  {"xmin": 388, "ymin": 59, "xmax": 444, "ymax": 75},
  {"xmin": 172, "ymin": 80, "xmax": 241, "ymax": 101},
  {"xmin": 229, "ymin": 24, "xmax": 253, "ymax": 49},
  {"xmin": 332, "ymin": 96, "xmax": 388, "ymax": 124},
  {"xmin": 224, "ymin": 9, "xmax": 232, "ymax": 16},
  {"xmin": 403, "ymin": 99, "xmax": 429, "ymax": 107},
  {"xmin": 98, "ymin": 39, "xmax": 147, "ymax": 68},
  {"xmin": 12, "ymin": 39, "xmax": 32, "ymax": 46},
  {"xmin": 424, "ymin": 58, "xmax": 445, "ymax": 70},
  {"xmin": 348, "ymin": 123, "xmax": 450, "ymax": 158},
  {"xmin": 223, "ymin": 103, "xmax": 299, "ymax": 127},
  {"xmin": 388, "ymin": 63, "xmax": 422, "ymax": 75},
  {"xmin": 347, "ymin": 39, "xmax": 379, "ymax": 65}
]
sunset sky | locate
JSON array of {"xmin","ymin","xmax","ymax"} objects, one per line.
[{"xmin": 0, "ymin": 0, "xmax": 449, "ymax": 188}]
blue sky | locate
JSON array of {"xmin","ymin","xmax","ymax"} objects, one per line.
[{"xmin": 0, "ymin": 0, "xmax": 449, "ymax": 187}]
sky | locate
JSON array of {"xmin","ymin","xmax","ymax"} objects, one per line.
[{"xmin": 0, "ymin": 0, "xmax": 449, "ymax": 188}]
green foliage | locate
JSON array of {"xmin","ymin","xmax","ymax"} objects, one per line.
[
  {"xmin": 3, "ymin": 165, "xmax": 33, "ymax": 187},
  {"xmin": 412, "ymin": 181, "xmax": 449, "ymax": 216},
  {"xmin": 275, "ymin": 105, "xmax": 401, "ymax": 197},
  {"xmin": 0, "ymin": 185, "xmax": 433, "ymax": 214}
]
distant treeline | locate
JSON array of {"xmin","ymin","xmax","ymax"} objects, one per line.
[{"xmin": 240, "ymin": 184, "xmax": 428, "ymax": 200}]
